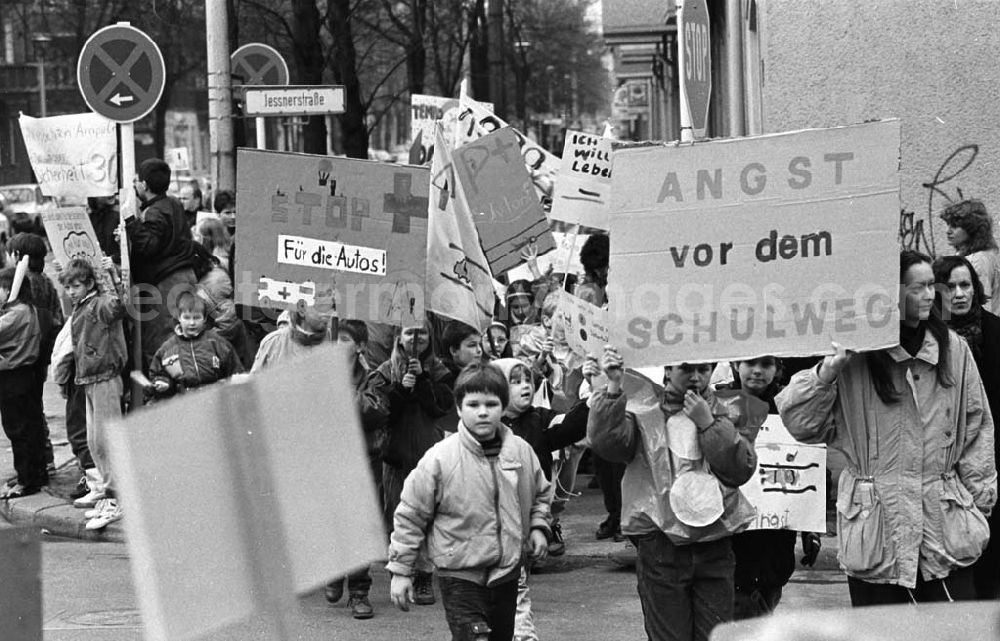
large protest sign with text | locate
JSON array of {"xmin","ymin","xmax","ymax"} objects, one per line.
[
  {"xmin": 608, "ymin": 120, "xmax": 901, "ymax": 367},
  {"xmin": 740, "ymin": 415, "xmax": 827, "ymax": 533},
  {"xmin": 236, "ymin": 149, "xmax": 428, "ymax": 325},
  {"xmin": 40, "ymin": 206, "xmax": 114, "ymax": 293},
  {"xmin": 18, "ymin": 113, "xmax": 117, "ymax": 198},
  {"xmin": 452, "ymin": 127, "xmax": 555, "ymax": 274}
]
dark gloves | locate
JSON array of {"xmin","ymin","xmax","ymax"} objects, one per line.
[{"xmin": 800, "ymin": 531, "xmax": 822, "ymax": 566}]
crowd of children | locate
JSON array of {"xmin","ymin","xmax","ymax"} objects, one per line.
[{"xmin": 3, "ymin": 168, "xmax": 999, "ymax": 641}]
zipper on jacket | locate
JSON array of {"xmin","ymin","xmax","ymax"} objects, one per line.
[
  {"xmin": 490, "ymin": 457, "xmax": 503, "ymax": 566},
  {"xmin": 190, "ymin": 341, "xmax": 201, "ymax": 383}
]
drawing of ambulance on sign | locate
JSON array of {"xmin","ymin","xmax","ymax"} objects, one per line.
[{"xmin": 257, "ymin": 277, "xmax": 338, "ymax": 312}]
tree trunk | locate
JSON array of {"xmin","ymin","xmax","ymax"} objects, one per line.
[
  {"xmin": 468, "ymin": 0, "xmax": 489, "ymax": 100},
  {"xmin": 406, "ymin": 0, "xmax": 427, "ymax": 95},
  {"xmin": 292, "ymin": 0, "xmax": 327, "ymax": 154},
  {"xmin": 330, "ymin": 0, "xmax": 368, "ymax": 159}
]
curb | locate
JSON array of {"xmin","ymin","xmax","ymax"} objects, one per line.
[{"xmin": 0, "ymin": 488, "xmax": 125, "ymax": 543}]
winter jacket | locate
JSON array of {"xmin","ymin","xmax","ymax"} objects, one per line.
[
  {"xmin": 250, "ymin": 320, "xmax": 328, "ymax": 373},
  {"xmin": 195, "ymin": 265, "xmax": 250, "ymax": 366},
  {"xmin": 368, "ymin": 350, "xmax": 455, "ymax": 472},
  {"xmin": 0, "ymin": 302, "xmax": 40, "ymax": 371},
  {"xmin": 149, "ymin": 326, "xmax": 244, "ymax": 396},
  {"xmin": 967, "ymin": 249, "xmax": 1000, "ymax": 316},
  {"xmin": 69, "ymin": 290, "xmax": 126, "ymax": 385},
  {"xmin": 349, "ymin": 357, "xmax": 391, "ymax": 471},
  {"xmin": 775, "ymin": 329, "xmax": 998, "ymax": 588},
  {"xmin": 126, "ymin": 194, "xmax": 194, "ymax": 285},
  {"xmin": 587, "ymin": 377, "xmax": 758, "ymax": 543},
  {"xmin": 386, "ymin": 422, "xmax": 552, "ymax": 587}
]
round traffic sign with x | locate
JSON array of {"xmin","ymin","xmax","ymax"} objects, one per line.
[
  {"xmin": 77, "ymin": 23, "xmax": 165, "ymax": 123},
  {"xmin": 231, "ymin": 43, "xmax": 289, "ymax": 86}
]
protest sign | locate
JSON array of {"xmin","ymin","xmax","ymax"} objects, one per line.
[
  {"xmin": 107, "ymin": 345, "xmax": 384, "ymax": 641},
  {"xmin": 40, "ymin": 206, "xmax": 114, "ymax": 293},
  {"xmin": 426, "ymin": 123, "xmax": 495, "ymax": 331},
  {"xmin": 0, "ymin": 527, "xmax": 41, "ymax": 641},
  {"xmin": 456, "ymin": 93, "xmax": 559, "ymax": 200},
  {"xmin": 452, "ymin": 127, "xmax": 555, "ymax": 274},
  {"xmin": 409, "ymin": 93, "xmax": 494, "ymax": 166},
  {"xmin": 555, "ymin": 289, "xmax": 610, "ymax": 358},
  {"xmin": 549, "ymin": 130, "xmax": 613, "ymax": 230},
  {"xmin": 740, "ymin": 414, "xmax": 827, "ymax": 533},
  {"xmin": 608, "ymin": 119, "xmax": 901, "ymax": 367},
  {"xmin": 235, "ymin": 149, "xmax": 428, "ymax": 325},
  {"xmin": 505, "ymin": 230, "xmax": 589, "ymax": 284},
  {"xmin": 18, "ymin": 113, "xmax": 117, "ymax": 198}
]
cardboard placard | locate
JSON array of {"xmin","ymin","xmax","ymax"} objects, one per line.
[
  {"xmin": 555, "ymin": 289, "xmax": 610, "ymax": 359},
  {"xmin": 40, "ymin": 206, "xmax": 114, "ymax": 293},
  {"xmin": 505, "ymin": 230, "xmax": 589, "ymax": 284},
  {"xmin": 452, "ymin": 127, "xmax": 555, "ymax": 274},
  {"xmin": 549, "ymin": 130, "xmax": 613, "ymax": 230},
  {"xmin": 235, "ymin": 149, "xmax": 428, "ymax": 325},
  {"xmin": 608, "ymin": 120, "xmax": 902, "ymax": 367},
  {"xmin": 18, "ymin": 112, "xmax": 117, "ymax": 198},
  {"xmin": 426, "ymin": 124, "xmax": 495, "ymax": 332},
  {"xmin": 107, "ymin": 345, "xmax": 385, "ymax": 641},
  {"xmin": 740, "ymin": 414, "xmax": 827, "ymax": 533},
  {"xmin": 0, "ymin": 527, "xmax": 41, "ymax": 641},
  {"xmin": 456, "ymin": 94, "xmax": 560, "ymax": 201}
]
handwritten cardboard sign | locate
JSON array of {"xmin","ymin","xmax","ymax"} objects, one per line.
[
  {"xmin": 235, "ymin": 149, "xmax": 428, "ymax": 325},
  {"xmin": 40, "ymin": 206, "xmax": 114, "ymax": 293},
  {"xmin": 456, "ymin": 94, "xmax": 560, "ymax": 201},
  {"xmin": 19, "ymin": 112, "xmax": 117, "ymax": 198},
  {"xmin": 549, "ymin": 130, "xmax": 613, "ymax": 230},
  {"xmin": 107, "ymin": 345, "xmax": 385, "ymax": 641},
  {"xmin": 452, "ymin": 127, "xmax": 555, "ymax": 274},
  {"xmin": 555, "ymin": 289, "xmax": 610, "ymax": 358},
  {"xmin": 740, "ymin": 414, "xmax": 827, "ymax": 533},
  {"xmin": 608, "ymin": 120, "xmax": 902, "ymax": 367}
]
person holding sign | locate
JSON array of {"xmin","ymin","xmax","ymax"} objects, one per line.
[
  {"xmin": 777, "ymin": 250, "xmax": 997, "ymax": 606},
  {"xmin": 933, "ymin": 255, "xmax": 1000, "ymax": 599},
  {"xmin": 716, "ymin": 357, "xmax": 822, "ymax": 618},
  {"xmin": 587, "ymin": 349, "xmax": 758, "ymax": 641}
]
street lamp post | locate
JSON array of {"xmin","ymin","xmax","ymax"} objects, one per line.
[{"xmin": 32, "ymin": 33, "xmax": 52, "ymax": 118}]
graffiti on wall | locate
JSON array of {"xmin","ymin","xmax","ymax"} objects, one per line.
[{"xmin": 900, "ymin": 144, "xmax": 980, "ymax": 256}]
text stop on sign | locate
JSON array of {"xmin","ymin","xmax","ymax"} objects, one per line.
[
  {"xmin": 680, "ymin": 0, "xmax": 711, "ymax": 139},
  {"xmin": 685, "ymin": 21, "xmax": 710, "ymax": 82}
]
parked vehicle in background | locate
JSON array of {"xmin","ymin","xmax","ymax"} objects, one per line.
[{"xmin": 0, "ymin": 183, "xmax": 57, "ymax": 234}]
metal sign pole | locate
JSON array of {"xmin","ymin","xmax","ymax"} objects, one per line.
[
  {"xmin": 118, "ymin": 122, "xmax": 143, "ymax": 408},
  {"xmin": 256, "ymin": 116, "xmax": 266, "ymax": 150}
]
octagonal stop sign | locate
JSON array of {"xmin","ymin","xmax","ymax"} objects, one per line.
[
  {"xmin": 77, "ymin": 23, "xmax": 165, "ymax": 123},
  {"xmin": 680, "ymin": 0, "xmax": 711, "ymax": 139}
]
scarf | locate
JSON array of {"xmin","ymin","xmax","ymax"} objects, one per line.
[{"xmin": 949, "ymin": 304, "xmax": 984, "ymax": 361}]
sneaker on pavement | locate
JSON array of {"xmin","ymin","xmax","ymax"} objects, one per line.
[
  {"xmin": 348, "ymin": 594, "xmax": 374, "ymax": 619},
  {"xmin": 324, "ymin": 579, "xmax": 345, "ymax": 604},
  {"xmin": 85, "ymin": 499, "xmax": 122, "ymax": 530},
  {"xmin": 548, "ymin": 521, "xmax": 566, "ymax": 557},
  {"xmin": 84, "ymin": 498, "xmax": 109, "ymax": 519},
  {"xmin": 413, "ymin": 573, "xmax": 436, "ymax": 605},
  {"xmin": 74, "ymin": 489, "xmax": 106, "ymax": 509},
  {"xmin": 69, "ymin": 476, "xmax": 89, "ymax": 501}
]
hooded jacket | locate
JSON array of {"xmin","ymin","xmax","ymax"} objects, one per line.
[
  {"xmin": 587, "ymin": 374, "xmax": 758, "ymax": 543},
  {"xmin": 149, "ymin": 326, "xmax": 244, "ymax": 396},
  {"xmin": 386, "ymin": 421, "xmax": 551, "ymax": 587},
  {"xmin": 776, "ymin": 329, "xmax": 997, "ymax": 588},
  {"xmin": 250, "ymin": 314, "xmax": 329, "ymax": 373},
  {"xmin": 367, "ymin": 336, "xmax": 455, "ymax": 471},
  {"xmin": 492, "ymin": 358, "xmax": 588, "ymax": 480}
]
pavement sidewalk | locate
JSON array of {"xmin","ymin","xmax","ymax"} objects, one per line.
[{"xmin": 1, "ymin": 378, "xmax": 839, "ymax": 571}]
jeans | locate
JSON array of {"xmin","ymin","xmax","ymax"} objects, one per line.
[
  {"xmin": 439, "ymin": 575, "xmax": 519, "ymax": 641},
  {"xmin": 65, "ymin": 379, "xmax": 94, "ymax": 469},
  {"xmin": 631, "ymin": 531, "xmax": 735, "ymax": 641},
  {"xmin": 847, "ymin": 566, "xmax": 977, "ymax": 606},
  {"xmin": 0, "ymin": 367, "xmax": 48, "ymax": 488},
  {"xmin": 84, "ymin": 377, "xmax": 123, "ymax": 494},
  {"xmin": 594, "ymin": 453, "xmax": 625, "ymax": 527}
]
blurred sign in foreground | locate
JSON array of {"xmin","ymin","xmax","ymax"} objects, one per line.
[{"xmin": 107, "ymin": 345, "xmax": 384, "ymax": 641}]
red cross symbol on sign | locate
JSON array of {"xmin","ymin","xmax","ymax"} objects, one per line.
[
  {"xmin": 77, "ymin": 23, "xmax": 165, "ymax": 123},
  {"xmin": 383, "ymin": 173, "xmax": 429, "ymax": 234}
]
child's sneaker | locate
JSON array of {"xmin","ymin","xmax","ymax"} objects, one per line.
[
  {"xmin": 84, "ymin": 498, "xmax": 109, "ymax": 519},
  {"xmin": 85, "ymin": 498, "xmax": 122, "ymax": 530},
  {"xmin": 74, "ymin": 489, "xmax": 106, "ymax": 508}
]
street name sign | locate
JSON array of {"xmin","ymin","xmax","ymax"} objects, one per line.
[
  {"xmin": 679, "ymin": 0, "xmax": 711, "ymax": 139},
  {"xmin": 77, "ymin": 23, "xmax": 165, "ymax": 123},
  {"xmin": 243, "ymin": 85, "xmax": 346, "ymax": 117},
  {"xmin": 231, "ymin": 43, "xmax": 289, "ymax": 86}
]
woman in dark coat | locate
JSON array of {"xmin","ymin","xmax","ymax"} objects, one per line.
[{"xmin": 934, "ymin": 255, "xmax": 1000, "ymax": 599}]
